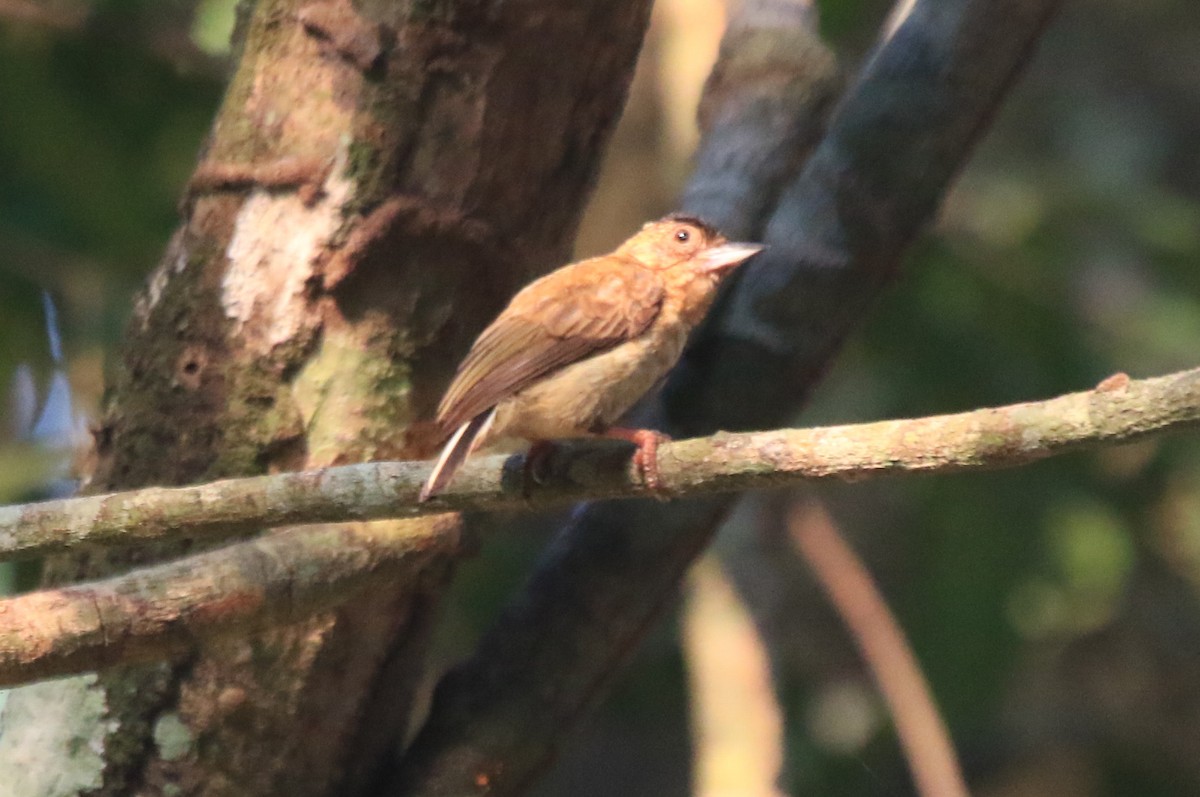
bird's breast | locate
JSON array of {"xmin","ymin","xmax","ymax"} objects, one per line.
[{"xmin": 490, "ymin": 321, "xmax": 689, "ymax": 442}]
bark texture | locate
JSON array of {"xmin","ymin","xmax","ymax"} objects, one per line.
[{"xmin": 0, "ymin": 0, "xmax": 652, "ymax": 795}]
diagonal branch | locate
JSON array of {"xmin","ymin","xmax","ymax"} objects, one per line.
[
  {"xmin": 0, "ymin": 367, "xmax": 1195, "ymax": 689},
  {"xmin": 394, "ymin": 0, "xmax": 1064, "ymax": 794},
  {"xmin": 790, "ymin": 502, "xmax": 969, "ymax": 797}
]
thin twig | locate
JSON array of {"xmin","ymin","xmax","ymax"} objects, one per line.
[{"xmin": 791, "ymin": 502, "xmax": 969, "ymax": 797}]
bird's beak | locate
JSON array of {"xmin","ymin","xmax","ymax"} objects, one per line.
[{"xmin": 695, "ymin": 242, "xmax": 766, "ymax": 273}]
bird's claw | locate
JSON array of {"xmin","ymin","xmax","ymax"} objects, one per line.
[
  {"xmin": 522, "ymin": 440, "xmax": 556, "ymax": 499},
  {"xmin": 605, "ymin": 427, "xmax": 673, "ymax": 500}
]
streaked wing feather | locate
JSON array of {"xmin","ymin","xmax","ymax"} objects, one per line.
[{"xmin": 437, "ymin": 259, "xmax": 663, "ymax": 430}]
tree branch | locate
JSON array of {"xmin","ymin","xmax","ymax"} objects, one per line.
[
  {"xmin": 0, "ymin": 517, "xmax": 460, "ymax": 689},
  {"xmin": 0, "ymin": 367, "xmax": 1196, "ymax": 690},
  {"xmin": 2, "ymin": 369, "xmax": 1188, "ymax": 564}
]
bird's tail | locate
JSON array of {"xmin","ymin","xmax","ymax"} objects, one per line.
[{"xmin": 419, "ymin": 409, "xmax": 495, "ymax": 501}]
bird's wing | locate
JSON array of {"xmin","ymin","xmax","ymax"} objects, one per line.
[{"xmin": 436, "ymin": 259, "xmax": 664, "ymax": 431}]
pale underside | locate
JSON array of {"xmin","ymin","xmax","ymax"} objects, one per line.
[{"xmin": 486, "ymin": 320, "xmax": 690, "ymax": 444}]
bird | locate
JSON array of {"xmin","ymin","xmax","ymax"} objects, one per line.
[{"xmin": 418, "ymin": 213, "xmax": 764, "ymax": 501}]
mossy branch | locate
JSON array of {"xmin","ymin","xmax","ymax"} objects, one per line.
[{"xmin": 0, "ymin": 368, "xmax": 1195, "ymax": 570}]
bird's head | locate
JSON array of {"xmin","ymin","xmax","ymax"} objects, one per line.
[
  {"xmin": 618, "ymin": 213, "xmax": 764, "ymax": 280},
  {"xmin": 617, "ymin": 214, "xmax": 764, "ymax": 319}
]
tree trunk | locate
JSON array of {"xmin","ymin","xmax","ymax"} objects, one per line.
[{"xmin": 0, "ymin": 1, "xmax": 651, "ymax": 794}]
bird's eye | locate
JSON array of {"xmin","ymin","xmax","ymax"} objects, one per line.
[{"xmin": 675, "ymin": 229, "xmax": 690, "ymax": 244}]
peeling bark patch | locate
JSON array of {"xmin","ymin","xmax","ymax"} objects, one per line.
[
  {"xmin": 223, "ymin": 154, "xmax": 354, "ymax": 354},
  {"xmin": 298, "ymin": 0, "xmax": 391, "ymax": 73}
]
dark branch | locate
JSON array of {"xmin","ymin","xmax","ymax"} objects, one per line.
[{"xmin": 391, "ymin": 0, "xmax": 1062, "ymax": 795}]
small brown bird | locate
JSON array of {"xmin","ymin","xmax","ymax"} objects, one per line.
[{"xmin": 419, "ymin": 214, "xmax": 763, "ymax": 501}]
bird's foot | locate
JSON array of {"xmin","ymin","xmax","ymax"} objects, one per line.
[
  {"xmin": 522, "ymin": 440, "xmax": 557, "ymax": 499},
  {"xmin": 603, "ymin": 427, "xmax": 672, "ymax": 499}
]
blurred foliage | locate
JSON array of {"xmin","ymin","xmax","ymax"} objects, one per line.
[
  {"xmin": 0, "ymin": 2, "xmax": 224, "ymax": 413},
  {"xmin": 2, "ymin": 0, "xmax": 1200, "ymax": 795},
  {"xmin": 0, "ymin": 1, "xmax": 224, "ymax": 592}
]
